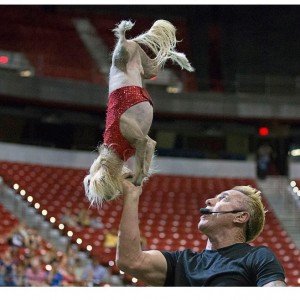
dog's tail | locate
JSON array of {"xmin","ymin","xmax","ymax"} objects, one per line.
[{"xmin": 112, "ymin": 20, "xmax": 135, "ymax": 39}]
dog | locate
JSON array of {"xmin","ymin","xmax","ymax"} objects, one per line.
[{"xmin": 84, "ymin": 20, "xmax": 194, "ymax": 207}]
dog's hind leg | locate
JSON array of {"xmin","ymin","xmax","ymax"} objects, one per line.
[
  {"xmin": 119, "ymin": 104, "xmax": 156, "ymax": 186},
  {"xmin": 132, "ymin": 135, "xmax": 156, "ymax": 186},
  {"xmin": 141, "ymin": 135, "xmax": 156, "ymax": 183}
]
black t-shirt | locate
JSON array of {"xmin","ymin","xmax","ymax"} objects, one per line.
[{"xmin": 161, "ymin": 243, "xmax": 285, "ymax": 286}]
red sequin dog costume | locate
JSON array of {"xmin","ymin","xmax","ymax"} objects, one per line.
[{"xmin": 103, "ymin": 85, "xmax": 153, "ymax": 161}]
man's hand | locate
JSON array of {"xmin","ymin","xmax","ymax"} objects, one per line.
[{"xmin": 122, "ymin": 176, "xmax": 143, "ymax": 199}]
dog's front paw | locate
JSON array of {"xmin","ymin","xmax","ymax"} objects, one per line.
[{"xmin": 132, "ymin": 174, "xmax": 149, "ymax": 187}]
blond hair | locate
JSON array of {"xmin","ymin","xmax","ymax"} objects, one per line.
[
  {"xmin": 83, "ymin": 145, "xmax": 130, "ymax": 207},
  {"xmin": 232, "ymin": 185, "xmax": 267, "ymax": 242}
]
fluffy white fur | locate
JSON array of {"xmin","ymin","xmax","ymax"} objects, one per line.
[{"xmin": 116, "ymin": 20, "xmax": 195, "ymax": 72}]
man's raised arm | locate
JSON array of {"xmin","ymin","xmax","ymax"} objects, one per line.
[{"xmin": 116, "ymin": 178, "xmax": 168, "ymax": 286}]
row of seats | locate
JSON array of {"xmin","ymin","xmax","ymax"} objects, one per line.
[
  {"xmin": 0, "ymin": 6, "xmax": 198, "ymax": 92},
  {"xmin": 0, "ymin": 6, "xmax": 106, "ymax": 85},
  {"xmin": 1, "ymin": 160, "xmax": 299, "ymax": 286},
  {"xmin": 86, "ymin": 13, "xmax": 198, "ymax": 92}
]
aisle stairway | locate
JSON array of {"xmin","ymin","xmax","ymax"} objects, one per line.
[
  {"xmin": 0, "ymin": 176, "xmax": 89, "ymax": 266},
  {"xmin": 257, "ymin": 175, "xmax": 300, "ymax": 249}
]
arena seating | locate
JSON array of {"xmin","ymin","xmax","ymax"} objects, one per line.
[
  {"xmin": 293, "ymin": 179, "xmax": 300, "ymax": 188},
  {"xmin": 0, "ymin": 201, "xmax": 55, "ymax": 265},
  {"xmin": 89, "ymin": 15, "xmax": 192, "ymax": 56},
  {"xmin": 90, "ymin": 15, "xmax": 198, "ymax": 92},
  {"xmin": 1, "ymin": 160, "xmax": 299, "ymax": 286},
  {"xmin": 0, "ymin": 6, "xmax": 106, "ymax": 85},
  {"xmin": 0, "ymin": 204, "xmax": 19, "ymax": 253},
  {"xmin": 0, "ymin": 6, "xmax": 197, "ymax": 92}
]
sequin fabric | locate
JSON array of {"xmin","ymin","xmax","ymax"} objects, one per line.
[{"xmin": 103, "ymin": 85, "xmax": 153, "ymax": 161}]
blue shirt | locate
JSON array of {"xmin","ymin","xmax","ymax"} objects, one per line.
[
  {"xmin": 49, "ymin": 272, "xmax": 64, "ymax": 286},
  {"xmin": 83, "ymin": 264, "xmax": 109, "ymax": 285}
]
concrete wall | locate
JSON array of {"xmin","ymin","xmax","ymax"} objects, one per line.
[
  {"xmin": 0, "ymin": 142, "xmax": 256, "ymax": 178},
  {"xmin": 289, "ymin": 161, "xmax": 300, "ymax": 179},
  {"xmin": 1, "ymin": 70, "xmax": 300, "ymax": 121}
]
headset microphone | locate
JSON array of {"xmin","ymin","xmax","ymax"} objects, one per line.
[{"xmin": 200, "ymin": 208, "xmax": 244, "ymax": 214}]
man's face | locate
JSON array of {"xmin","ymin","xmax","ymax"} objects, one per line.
[{"xmin": 198, "ymin": 190, "xmax": 247, "ymax": 233}]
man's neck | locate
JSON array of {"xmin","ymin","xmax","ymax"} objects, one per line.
[{"xmin": 205, "ymin": 235, "xmax": 246, "ymax": 250}]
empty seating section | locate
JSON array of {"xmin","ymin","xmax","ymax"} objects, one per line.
[
  {"xmin": 0, "ymin": 6, "xmax": 106, "ymax": 84},
  {"xmin": 87, "ymin": 15, "xmax": 198, "ymax": 92},
  {"xmin": 89, "ymin": 15, "xmax": 191, "ymax": 58},
  {"xmin": 0, "ymin": 6, "xmax": 198, "ymax": 91},
  {"xmin": 0, "ymin": 160, "xmax": 299, "ymax": 286}
]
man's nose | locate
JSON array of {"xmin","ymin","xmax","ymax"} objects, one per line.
[{"xmin": 205, "ymin": 198, "xmax": 216, "ymax": 206}]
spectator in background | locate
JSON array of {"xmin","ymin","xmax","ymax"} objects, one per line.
[
  {"xmin": 56, "ymin": 253, "xmax": 75, "ymax": 286},
  {"xmin": 47, "ymin": 259, "xmax": 64, "ymax": 286},
  {"xmin": 0, "ymin": 248, "xmax": 17, "ymax": 286},
  {"xmin": 90, "ymin": 215, "xmax": 104, "ymax": 229},
  {"xmin": 7, "ymin": 223, "xmax": 29, "ymax": 249},
  {"xmin": 15, "ymin": 261, "xmax": 27, "ymax": 286},
  {"xmin": 103, "ymin": 228, "xmax": 118, "ymax": 248},
  {"xmin": 24, "ymin": 228, "xmax": 42, "ymax": 251},
  {"xmin": 77, "ymin": 208, "xmax": 104, "ymax": 229},
  {"xmin": 257, "ymin": 142, "xmax": 273, "ymax": 180},
  {"xmin": 60, "ymin": 208, "xmax": 78, "ymax": 228},
  {"xmin": 64, "ymin": 244, "xmax": 79, "ymax": 269},
  {"xmin": 41, "ymin": 246, "xmax": 57, "ymax": 266},
  {"xmin": 72, "ymin": 257, "xmax": 85, "ymax": 286},
  {"xmin": 25, "ymin": 257, "xmax": 48, "ymax": 286},
  {"xmin": 82, "ymin": 256, "xmax": 111, "ymax": 286},
  {"xmin": 0, "ymin": 259, "xmax": 5, "ymax": 286},
  {"xmin": 77, "ymin": 208, "xmax": 92, "ymax": 227}
]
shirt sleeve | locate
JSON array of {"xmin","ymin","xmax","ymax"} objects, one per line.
[
  {"xmin": 251, "ymin": 246, "xmax": 286, "ymax": 286},
  {"xmin": 161, "ymin": 251, "xmax": 180, "ymax": 286}
]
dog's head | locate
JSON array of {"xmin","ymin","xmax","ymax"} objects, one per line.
[{"xmin": 83, "ymin": 145, "xmax": 125, "ymax": 207}]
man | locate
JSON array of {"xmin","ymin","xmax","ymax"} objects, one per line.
[
  {"xmin": 82, "ymin": 256, "xmax": 111, "ymax": 286},
  {"xmin": 116, "ymin": 179, "xmax": 287, "ymax": 286}
]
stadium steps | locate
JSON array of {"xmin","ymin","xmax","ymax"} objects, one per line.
[
  {"xmin": 73, "ymin": 18, "xmax": 111, "ymax": 77},
  {"xmin": 0, "ymin": 176, "xmax": 70, "ymax": 253},
  {"xmin": 257, "ymin": 175, "xmax": 300, "ymax": 250}
]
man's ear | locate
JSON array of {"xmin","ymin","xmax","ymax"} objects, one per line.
[{"xmin": 233, "ymin": 212, "xmax": 250, "ymax": 224}]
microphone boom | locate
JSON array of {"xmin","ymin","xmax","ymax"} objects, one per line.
[{"xmin": 200, "ymin": 208, "xmax": 244, "ymax": 214}]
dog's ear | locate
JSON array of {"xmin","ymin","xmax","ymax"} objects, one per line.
[{"xmin": 83, "ymin": 174, "xmax": 91, "ymax": 197}]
